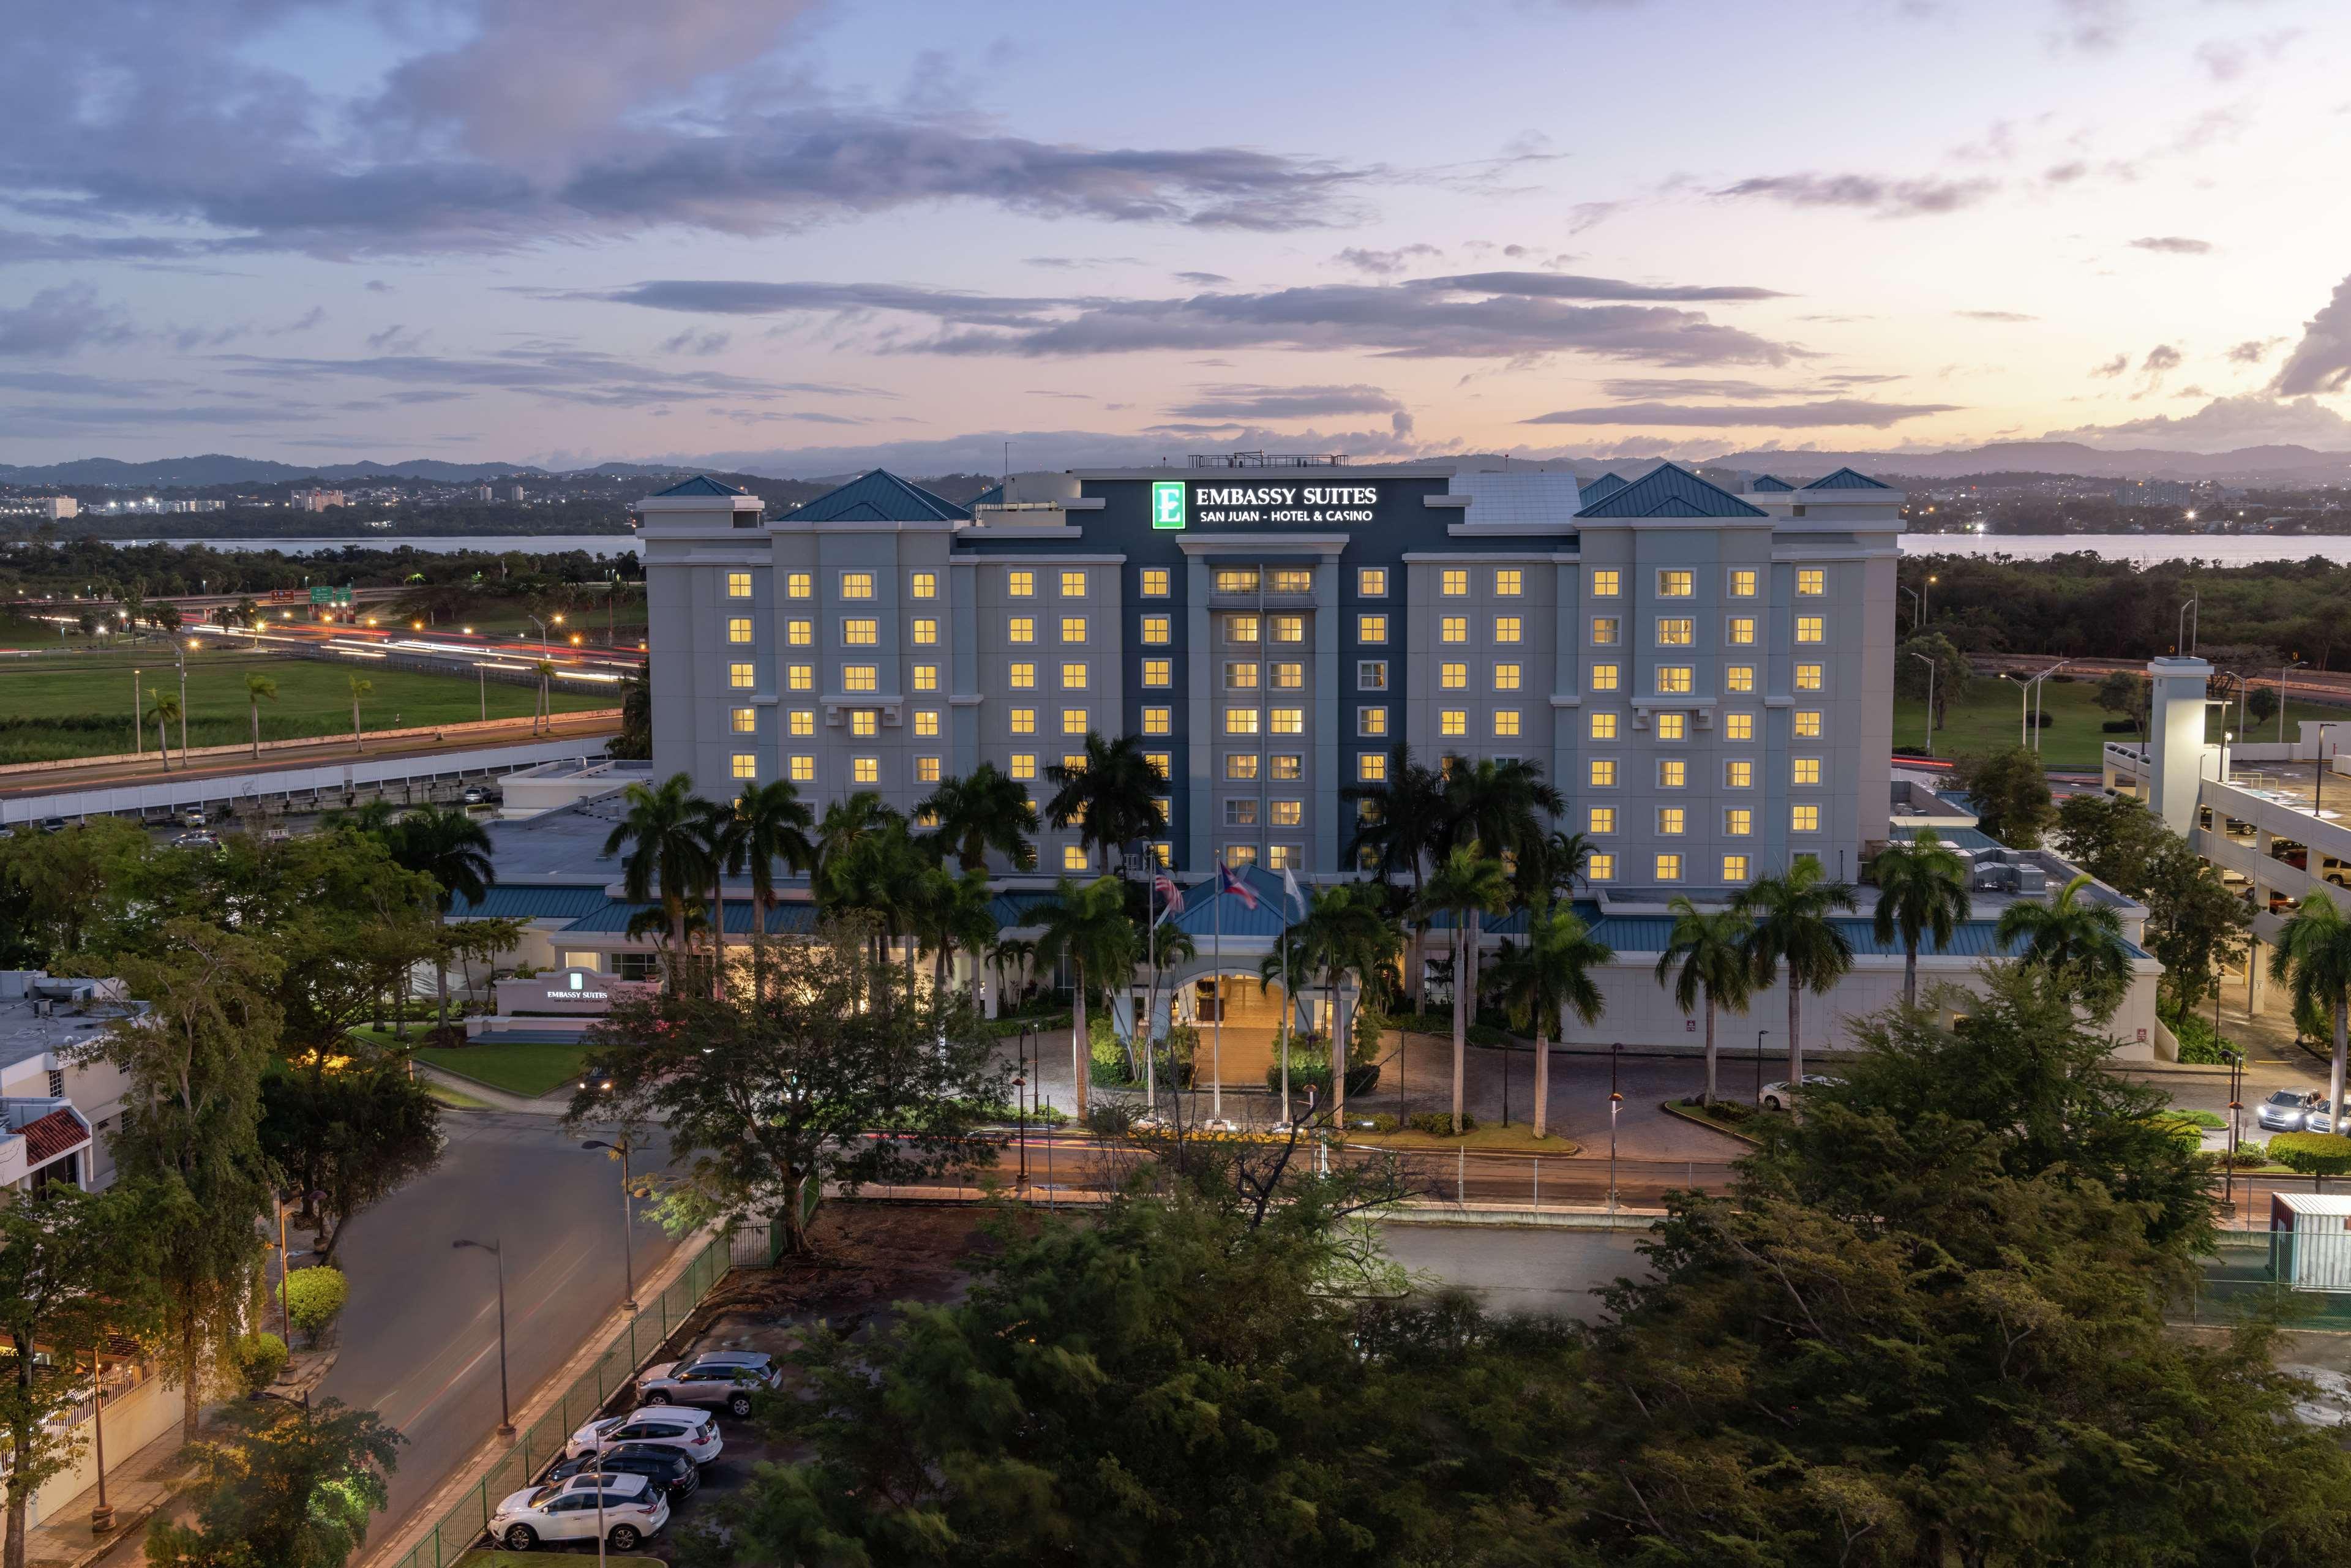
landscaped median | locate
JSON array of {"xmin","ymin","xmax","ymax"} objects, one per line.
[
  {"xmin": 347, "ymin": 1027, "xmax": 591, "ymax": 1099},
  {"xmin": 1661, "ymin": 1097, "xmax": 1764, "ymax": 1144}
]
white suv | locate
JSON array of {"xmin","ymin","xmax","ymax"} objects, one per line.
[
  {"xmin": 637, "ymin": 1352, "xmax": 779, "ymax": 1418},
  {"xmin": 564, "ymin": 1407, "xmax": 723, "ymax": 1466},
  {"xmin": 489, "ymin": 1470, "xmax": 669, "ymax": 1552},
  {"xmin": 1760, "ymin": 1075, "xmax": 1840, "ymax": 1112}
]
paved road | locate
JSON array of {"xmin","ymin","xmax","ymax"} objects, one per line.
[
  {"xmin": 0, "ymin": 710, "xmax": 618, "ymax": 798},
  {"xmin": 1378, "ymin": 1223, "xmax": 1651, "ymax": 1320},
  {"xmin": 323, "ymin": 1112, "xmax": 678, "ymax": 1537}
]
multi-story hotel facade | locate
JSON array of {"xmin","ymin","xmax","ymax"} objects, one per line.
[{"xmin": 638, "ymin": 459, "xmax": 1903, "ymax": 891}]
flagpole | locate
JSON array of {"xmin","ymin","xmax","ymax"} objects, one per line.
[
  {"xmin": 1144, "ymin": 858, "xmax": 1157, "ymax": 1113},
  {"xmin": 1212, "ymin": 866, "xmax": 1224, "ymax": 1125}
]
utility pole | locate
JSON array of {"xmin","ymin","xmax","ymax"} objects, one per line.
[
  {"xmin": 131, "ymin": 666, "xmax": 141, "ymax": 758},
  {"xmin": 175, "ymin": 640, "xmax": 188, "ymax": 759}
]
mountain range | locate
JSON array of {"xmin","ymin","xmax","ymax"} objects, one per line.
[{"xmin": 7, "ymin": 440, "xmax": 2351, "ymax": 490}]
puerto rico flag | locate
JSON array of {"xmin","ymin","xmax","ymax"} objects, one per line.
[
  {"xmin": 1153, "ymin": 872, "xmax": 1186, "ymax": 918},
  {"xmin": 1217, "ymin": 860, "xmax": 1259, "ymax": 912}
]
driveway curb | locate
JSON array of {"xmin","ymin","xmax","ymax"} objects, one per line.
[{"xmin": 1658, "ymin": 1100, "xmax": 1762, "ymax": 1146}]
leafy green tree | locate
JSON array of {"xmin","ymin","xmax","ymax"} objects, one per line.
[
  {"xmin": 2093, "ymin": 666, "xmax": 2148, "ymax": 738},
  {"xmin": 2141, "ymin": 836, "xmax": 2249, "ymax": 1022},
  {"xmin": 244, "ymin": 672, "xmax": 277, "ymax": 760},
  {"xmin": 917, "ymin": 762, "xmax": 1038, "ymax": 872},
  {"xmin": 1735, "ymin": 857, "xmax": 1858, "ymax": 1084},
  {"xmin": 259, "ymin": 1062, "xmax": 444, "ymax": 1266},
  {"xmin": 384, "ymin": 805, "xmax": 494, "ymax": 1029},
  {"xmin": 1954, "ymin": 745, "xmax": 2055, "ymax": 849},
  {"xmin": 1412, "ymin": 847, "xmax": 1511, "ymax": 1133},
  {"xmin": 88, "ymin": 920, "xmax": 282, "ymax": 1442},
  {"xmin": 1030, "ymin": 876, "xmax": 1138, "ymax": 1120},
  {"xmin": 1654, "ymin": 895, "xmax": 1753, "ymax": 1107},
  {"xmin": 2054, "ymin": 789, "xmax": 2169, "ymax": 893},
  {"xmin": 1995, "ymin": 871, "xmax": 2132, "ymax": 1018},
  {"xmin": 607, "ymin": 658, "xmax": 651, "ymax": 759},
  {"xmin": 1493, "ymin": 902, "xmax": 1612, "ymax": 1138},
  {"xmin": 144, "ymin": 1398, "xmax": 402, "ymax": 1568},
  {"xmin": 1341, "ymin": 744, "xmax": 1448, "ymax": 1004},
  {"xmin": 2248, "ymin": 682, "xmax": 2280, "ymax": 727},
  {"xmin": 711, "ymin": 779, "xmax": 815, "ymax": 987},
  {"xmin": 1570, "ymin": 969, "xmax": 2343, "ymax": 1564},
  {"xmin": 601, "ymin": 772, "xmax": 717, "ymax": 991},
  {"xmin": 1869, "ymin": 828, "xmax": 1971, "ymax": 1005},
  {"xmin": 568, "ymin": 933, "xmax": 1004, "ymax": 1255},
  {"xmin": 1895, "ymin": 630, "xmax": 1970, "ymax": 729},
  {"xmin": 2271, "ymin": 891, "xmax": 2351, "ymax": 1138},
  {"xmin": 1043, "ymin": 732, "xmax": 1168, "ymax": 874},
  {"xmin": 1, "ymin": 1184, "xmax": 163, "ymax": 1568}
]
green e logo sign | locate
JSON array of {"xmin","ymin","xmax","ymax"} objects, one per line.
[{"xmin": 1151, "ymin": 480, "xmax": 1187, "ymax": 530}]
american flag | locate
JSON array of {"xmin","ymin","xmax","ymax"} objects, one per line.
[
  {"xmin": 1217, "ymin": 860, "xmax": 1259, "ymax": 911},
  {"xmin": 1153, "ymin": 872, "xmax": 1185, "ymax": 917}
]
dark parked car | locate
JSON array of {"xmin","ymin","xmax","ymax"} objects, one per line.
[{"xmin": 544, "ymin": 1442, "xmax": 699, "ymax": 1499}]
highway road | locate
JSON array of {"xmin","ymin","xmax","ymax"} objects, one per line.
[{"xmin": 0, "ymin": 710, "xmax": 619, "ymax": 798}]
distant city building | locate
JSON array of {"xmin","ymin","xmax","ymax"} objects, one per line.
[
  {"xmin": 163, "ymin": 499, "xmax": 225, "ymax": 514},
  {"xmin": 476, "ymin": 484, "xmax": 495, "ymax": 502},
  {"xmin": 291, "ymin": 487, "xmax": 345, "ymax": 511},
  {"xmin": 33, "ymin": 496, "xmax": 77, "ymax": 520},
  {"xmin": 506, "ymin": 484, "xmax": 526, "ymax": 503},
  {"xmin": 2113, "ymin": 478, "xmax": 2197, "ymax": 508}
]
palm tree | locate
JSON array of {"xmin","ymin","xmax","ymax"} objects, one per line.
[
  {"xmin": 1493, "ymin": 902, "xmax": 1614, "ymax": 1138},
  {"xmin": 2271, "ymin": 893, "xmax": 2351, "ymax": 1127},
  {"xmin": 1870, "ymin": 829, "xmax": 1972, "ymax": 1007},
  {"xmin": 911, "ymin": 866, "xmax": 999, "ymax": 1000},
  {"xmin": 989, "ymin": 935, "xmax": 1039, "ymax": 1011},
  {"xmin": 601, "ymin": 773, "xmax": 718, "ymax": 992},
  {"xmin": 1993, "ymin": 871, "xmax": 2130, "ymax": 1013},
  {"xmin": 918, "ymin": 763, "xmax": 1038, "ymax": 872},
  {"xmin": 387, "ymin": 805, "xmax": 496, "ymax": 1029},
  {"xmin": 1515, "ymin": 829, "xmax": 1595, "ymax": 909},
  {"xmin": 1282, "ymin": 882, "xmax": 1401, "ymax": 1126},
  {"xmin": 245, "ymin": 672, "xmax": 277, "ymax": 760},
  {"xmin": 1654, "ymin": 897, "xmax": 1753, "ymax": 1108},
  {"xmin": 347, "ymin": 675, "xmax": 372, "ymax": 751},
  {"xmin": 533, "ymin": 658, "xmax": 555, "ymax": 734},
  {"xmin": 714, "ymin": 780, "xmax": 815, "ymax": 989},
  {"xmin": 1413, "ymin": 847, "xmax": 1512, "ymax": 1133},
  {"xmin": 1030, "ymin": 876, "xmax": 1138, "ymax": 1120},
  {"xmin": 1343, "ymin": 745, "xmax": 1449, "ymax": 1006},
  {"xmin": 1737, "ymin": 858, "xmax": 1859, "ymax": 1086},
  {"xmin": 1438, "ymin": 757, "xmax": 1564, "ymax": 866},
  {"xmin": 1043, "ymin": 732, "xmax": 1168, "ymax": 874},
  {"xmin": 822, "ymin": 816, "xmax": 931, "ymax": 988},
  {"xmin": 143, "ymin": 688, "xmax": 179, "ymax": 771}
]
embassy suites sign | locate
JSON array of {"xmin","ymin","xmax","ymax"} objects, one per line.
[{"xmin": 1152, "ymin": 479, "xmax": 1383, "ymax": 530}]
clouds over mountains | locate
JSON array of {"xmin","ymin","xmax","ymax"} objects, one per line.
[{"xmin": 591, "ymin": 271, "xmax": 1801, "ymax": 366}]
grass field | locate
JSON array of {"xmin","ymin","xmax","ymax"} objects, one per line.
[
  {"xmin": 1350, "ymin": 1123, "xmax": 1585, "ymax": 1155},
  {"xmin": 1894, "ymin": 677, "xmax": 2349, "ymax": 771},
  {"xmin": 411, "ymin": 1040, "xmax": 592, "ymax": 1098},
  {"xmin": 0, "ymin": 645, "xmax": 609, "ymax": 763}
]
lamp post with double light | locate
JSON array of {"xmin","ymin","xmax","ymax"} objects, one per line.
[{"xmin": 581, "ymin": 1136, "xmax": 640, "ymax": 1311}]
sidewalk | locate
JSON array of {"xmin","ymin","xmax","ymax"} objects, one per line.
[{"xmin": 15, "ymin": 1352, "xmax": 336, "ymax": 1568}]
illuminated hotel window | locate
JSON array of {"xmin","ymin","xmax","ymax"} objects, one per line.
[
  {"xmin": 1591, "ymin": 711, "xmax": 1618, "ymax": 740},
  {"xmin": 1590, "ymin": 569, "xmax": 1620, "ymax": 597},
  {"xmin": 1008, "ymin": 569, "xmax": 1035, "ymax": 598},
  {"xmin": 1010, "ymin": 662, "xmax": 1035, "ymax": 689},
  {"xmin": 1727, "ymin": 568, "xmax": 1757, "ymax": 598},
  {"xmin": 1441, "ymin": 662, "xmax": 1467, "ymax": 690},
  {"xmin": 840, "ymin": 571, "xmax": 874, "ymax": 599},
  {"xmin": 730, "ymin": 754, "xmax": 757, "ymax": 779},
  {"xmin": 1589, "ymin": 758, "xmax": 1617, "ymax": 787},
  {"xmin": 1590, "ymin": 664, "xmax": 1619, "ymax": 691},
  {"xmin": 1140, "ymin": 568, "xmax": 1170, "ymax": 596},
  {"xmin": 1008, "ymin": 616, "xmax": 1035, "ymax": 643},
  {"xmin": 1494, "ymin": 569, "xmax": 1522, "ymax": 596},
  {"xmin": 913, "ymin": 664, "xmax": 938, "ymax": 691},
  {"xmin": 842, "ymin": 665, "xmax": 877, "ymax": 692},
  {"xmin": 1656, "ymin": 713, "xmax": 1687, "ymax": 740},
  {"xmin": 787, "ymin": 572, "xmax": 811, "ymax": 599},
  {"xmin": 853, "ymin": 757, "xmax": 879, "ymax": 784},
  {"xmin": 1655, "ymin": 853, "xmax": 1683, "ymax": 881},
  {"xmin": 789, "ymin": 756, "xmax": 814, "ymax": 782},
  {"xmin": 1588, "ymin": 853, "xmax": 1615, "ymax": 880},
  {"xmin": 1441, "ymin": 569, "xmax": 1468, "ymax": 596},
  {"xmin": 911, "ymin": 618, "xmax": 937, "ymax": 645},
  {"xmin": 1797, "ymin": 568, "xmax": 1826, "ymax": 596},
  {"xmin": 789, "ymin": 710, "xmax": 814, "ymax": 736},
  {"xmin": 1358, "ymin": 613, "xmax": 1387, "ymax": 643},
  {"xmin": 909, "ymin": 570, "xmax": 937, "ymax": 599},
  {"xmin": 730, "ymin": 707, "xmax": 756, "ymax": 733},
  {"xmin": 726, "ymin": 571, "xmax": 752, "ymax": 599},
  {"xmin": 1657, "ymin": 569, "xmax": 1693, "ymax": 598},
  {"xmin": 728, "ymin": 662, "xmax": 755, "ymax": 689},
  {"xmin": 1725, "ymin": 712, "xmax": 1755, "ymax": 741}
]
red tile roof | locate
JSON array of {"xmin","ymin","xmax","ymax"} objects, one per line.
[{"xmin": 18, "ymin": 1108, "xmax": 88, "ymax": 1167}]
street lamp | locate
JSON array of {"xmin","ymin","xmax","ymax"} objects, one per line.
[
  {"xmin": 451, "ymin": 1238, "xmax": 515, "ymax": 1437},
  {"xmin": 1755, "ymin": 1029, "xmax": 1769, "ymax": 1106},
  {"xmin": 2281, "ymin": 658, "xmax": 2308, "ymax": 743},
  {"xmin": 1899, "ymin": 583, "xmax": 1922, "ymax": 629},
  {"xmin": 1907, "ymin": 651, "xmax": 1937, "ymax": 756},
  {"xmin": 581, "ymin": 1138, "xmax": 640, "ymax": 1310},
  {"xmin": 1607, "ymin": 1042, "xmax": 1622, "ymax": 1215}
]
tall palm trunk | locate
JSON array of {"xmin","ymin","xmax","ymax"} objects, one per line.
[
  {"xmin": 1333, "ymin": 970, "xmax": 1351, "ymax": 1128},
  {"xmin": 667, "ymin": 897, "xmax": 688, "ymax": 994},
  {"xmin": 156, "ymin": 716, "xmax": 171, "ymax": 770},
  {"xmin": 709, "ymin": 884, "xmax": 726, "ymax": 999},
  {"xmin": 1533, "ymin": 1005, "xmax": 1552, "ymax": 1139},
  {"xmin": 435, "ymin": 956, "xmax": 450, "ymax": 1032},
  {"xmin": 2331, "ymin": 1000, "xmax": 2347, "ymax": 1131},
  {"xmin": 1071, "ymin": 960, "xmax": 1090, "ymax": 1120},
  {"xmin": 1701, "ymin": 997, "xmax": 1718, "ymax": 1106},
  {"xmin": 1903, "ymin": 942, "xmax": 1919, "ymax": 1008},
  {"xmin": 1450, "ymin": 923, "xmax": 1467, "ymax": 1135},
  {"xmin": 1788, "ymin": 986, "xmax": 1803, "ymax": 1085},
  {"xmin": 250, "ymin": 699, "xmax": 262, "ymax": 760}
]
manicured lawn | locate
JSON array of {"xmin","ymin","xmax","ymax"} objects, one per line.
[
  {"xmin": 1894, "ymin": 677, "xmax": 2348, "ymax": 771},
  {"xmin": 411, "ymin": 1040, "xmax": 593, "ymax": 1098},
  {"xmin": 0, "ymin": 643, "xmax": 609, "ymax": 763}
]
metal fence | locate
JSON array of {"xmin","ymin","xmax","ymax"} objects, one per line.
[
  {"xmin": 376, "ymin": 1223, "xmax": 759, "ymax": 1568},
  {"xmin": 2185, "ymin": 1229, "xmax": 2351, "ymax": 1330}
]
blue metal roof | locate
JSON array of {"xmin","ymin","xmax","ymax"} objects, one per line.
[
  {"xmin": 793, "ymin": 469, "xmax": 971, "ymax": 524},
  {"xmin": 450, "ymin": 885, "xmax": 614, "ymax": 921},
  {"xmin": 1585, "ymin": 914, "xmax": 2145, "ymax": 961},
  {"xmin": 969, "ymin": 482, "xmax": 1004, "ymax": 508},
  {"xmin": 558, "ymin": 898, "xmax": 823, "ymax": 936},
  {"xmin": 1801, "ymin": 466, "xmax": 1892, "ymax": 490},
  {"xmin": 1749, "ymin": 474, "xmax": 1796, "ymax": 492},
  {"xmin": 1577, "ymin": 462, "xmax": 1768, "ymax": 519},
  {"xmin": 652, "ymin": 475, "xmax": 751, "ymax": 497},
  {"xmin": 1165, "ymin": 865, "xmax": 1307, "ymax": 942},
  {"xmin": 1578, "ymin": 472, "xmax": 1629, "ymax": 505}
]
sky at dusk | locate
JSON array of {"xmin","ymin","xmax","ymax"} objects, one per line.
[{"xmin": 8, "ymin": 0, "xmax": 2351, "ymax": 475}]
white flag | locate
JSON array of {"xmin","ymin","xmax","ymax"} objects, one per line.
[{"xmin": 1281, "ymin": 866, "xmax": 1304, "ymax": 917}]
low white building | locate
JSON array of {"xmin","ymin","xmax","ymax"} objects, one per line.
[{"xmin": 0, "ymin": 971, "xmax": 137, "ymax": 1194}]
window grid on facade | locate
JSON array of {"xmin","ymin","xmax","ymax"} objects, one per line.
[
  {"xmin": 1656, "ymin": 713, "xmax": 1686, "ymax": 740},
  {"xmin": 726, "ymin": 571, "xmax": 751, "ymax": 599},
  {"xmin": 1010, "ymin": 661, "xmax": 1035, "ymax": 689},
  {"xmin": 1591, "ymin": 616, "xmax": 1619, "ymax": 645},
  {"xmin": 910, "ymin": 570, "xmax": 937, "ymax": 599},
  {"xmin": 728, "ymin": 662, "xmax": 755, "ymax": 689},
  {"xmin": 1358, "ymin": 661, "xmax": 1387, "ymax": 690},
  {"xmin": 1493, "ymin": 709, "xmax": 1520, "ymax": 737},
  {"xmin": 1359, "ymin": 707, "xmax": 1388, "ymax": 737},
  {"xmin": 1793, "ymin": 804, "xmax": 1821, "ymax": 831},
  {"xmin": 1269, "ymin": 569, "xmax": 1313, "ymax": 595},
  {"xmin": 1061, "ymin": 662, "xmax": 1087, "ymax": 690},
  {"xmin": 730, "ymin": 707, "xmax": 756, "ymax": 733},
  {"xmin": 1794, "ymin": 710, "xmax": 1823, "ymax": 738},
  {"xmin": 790, "ymin": 756, "xmax": 814, "ymax": 781},
  {"xmin": 1728, "ymin": 568, "xmax": 1757, "ymax": 598},
  {"xmin": 1796, "ymin": 662, "xmax": 1823, "ymax": 691},
  {"xmin": 1143, "ymin": 658, "xmax": 1172, "ymax": 687},
  {"xmin": 1228, "ymin": 614, "xmax": 1259, "ymax": 643},
  {"xmin": 842, "ymin": 665, "xmax": 877, "ymax": 692},
  {"xmin": 1440, "ymin": 709, "xmax": 1467, "ymax": 736},
  {"xmin": 1008, "ymin": 570, "xmax": 1035, "ymax": 598},
  {"xmin": 1590, "ymin": 664, "xmax": 1619, "ymax": 691},
  {"xmin": 1493, "ymin": 662, "xmax": 1521, "ymax": 691},
  {"xmin": 1725, "ymin": 712, "xmax": 1754, "ymax": 741},
  {"xmin": 841, "ymin": 571, "xmax": 874, "ymax": 599},
  {"xmin": 1655, "ymin": 853, "xmax": 1683, "ymax": 881},
  {"xmin": 1493, "ymin": 616, "xmax": 1521, "ymax": 643},
  {"xmin": 915, "ymin": 756, "xmax": 941, "ymax": 782},
  {"xmin": 790, "ymin": 710, "xmax": 814, "ymax": 736},
  {"xmin": 1727, "ymin": 808, "xmax": 1752, "ymax": 836},
  {"xmin": 1494, "ymin": 568, "xmax": 1522, "ymax": 596},
  {"xmin": 1441, "ymin": 616, "xmax": 1467, "ymax": 643},
  {"xmin": 1441, "ymin": 568, "xmax": 1468, "ymax": 596},
  {"xmin": 1011, "ymin": 708, "xmax": 1035, "ymax": 734},
  {"xmin": 1659, "ymin": 758, "xmax": 1686, "ymax": 788},
  {"xmin": 1727, "ymin": 665, "xmax": 1756, "ymax": 693},
  {"xmin": 1723, "ymin": 855, "xmax": 1750, "ymax": 882},
  {"xmin": 1060, "ymin": 570, "xmax": 1087, "ymax": 598},
  {"xmin": 1591, "ymin": 569, "xmax": 1620, "ymax": 597},
  {"xmin": 1591, "ymin": 711, "xmax": 1619, "ymax": 740},
  {"xmin": 1796, "ymin": 615, "xmax": 1824, "ymax": 644},
  {"xmin": 850, "ymin": 710, "xmax": 877, "ymax": 737},
  {"xmin": 1009, "ymin": 616, "xmax": 1035, "ymax": 643},
  {"xmin": 1589, "ymin": 806, "xmax": 1616, "ymax": 833},
  {"xmin": 1358, "ymin": 568, "xmax": 1387, "ymax": 596},
  {"xmin": 731, "ymin": 753, "xmax": 757, "ymax": 779},
  {"xmin": 1270, "ymin": 615, "xmax": 1304, "ymax": 643},
  {"xmin": 1797, "ymin": 568, "xmax": 1826, "ymax": 596},
  {"xmin": 1010, "ymin": 754, "xmax": 1036, "ymax": 779},
  {"xmin": 1143, "ymin": 707, "xmax": 1171, "ymax": 735},
  {"xmin": 1359, "ymin": 614, "xmax": 1387, "ymax": 643},
  {"xmin": 788, "ymin": 618, "xmax": 812, "ymax": 646},
  {"xmin": 1656, "ymin": 666, "xmax": 1694, "ymax": 694},
  {"xmin": 1589, "ymin": 757, "xmax": 1618, "ymax": 788},
  {"xmin": 1658, "ymin": 806, "xmax": 1687, "ymax": 836},
  {"xmin": 1270, "ymin": 708, "xmax": 1305, "ymax": 734},
  {"xmin": 1657, "ymin": 569, "xmax": 1693, "ymax": 598},
  {"xmin": 853, "ymin": 757, "xmax": 879, "ymax": 784},
  {"xmin": 1141, "ymin": 568, "xmax": 1170, "ymax": 596},
  {"xmin": 787, "ymin": 664, "xmax": 812, "ymax": 691},
  {"xmin": 1588, "ymin": 852, "xmax": 1616, "ymax": 880},
  {"xmin": 1727, "ymin": 616, "xmax": 1755, "ymax": 645},
  {"xmin": 1657, "ymin": 617, "xmax": 1693, "ymax": 647},
  {"xmin": 1726, "ymin": 759, "xmax": 1753, "ymax": 787},
  {"xmin": 842, "ymin": 618, "xmax": 877, "ymax": 645},
  {"xmin": 1061, "ymin": 617, "xmax": 1087, "ymax": 643},
  {"xmin": 1441, "ymin": 662, "xmax": 1467, "ymax": 690},
  {"xmin": 1061, "ymin": 708, "xmax": 1087, "ymax": 735},
  {"xmin": 912, "ymin": 618, "xmax": 937, "ymax": 645},
  {"xmin": 1142, "ymin": 614, "xmax": 1171, "ymax": 644},
  {"xmin": 913, "ymin": 664, "xmax": 938, "ymax": 691},
  {"xmin": 914, "ymin": 710, "xmax": 940, "ymax": 737},
  {"xmin": 787, "ymin": 572, "xmax": 811, "ymax": 599},
  {"xmin": 1793, "ymin": 757, "xmax": 1822, "ymax": 785},
  {"xmin": 1358, "ymin": 752, "xmax": 1387, "ymax": 781}
]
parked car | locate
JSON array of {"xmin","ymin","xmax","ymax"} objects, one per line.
[
  {"xmin": 2257, "ymin": 1089, "xmax": 2320, "ymax": 1133},
  {"xmin": 637, "ymin": 1351, "xmax": 780, "ymax": 1418},
  {"xmin": 563, "ymin": 1407, "xmax": 723, "ymax": 1466},
  {"xmin": 543, "ymin": 1443, "xmax": 699, "ymax": 1500},
  {"xmin": 2307, "ymin": 1100, "xmax": 2339, "ymax": 1136},
  {"xmin": 487, "ymin": 1469, "xmax": 669, "ymax": 1553},
  {"xmin": 40, "ymin": 817, "xmax": 68, "ymax": 833},
  {"xmin": 1760, "ymin": 1075, "xmax": 1840, "ymax": 1112},
  {"xmin": 171, "ymin": 831, "xmax": 220, "ymax": 850},
  {"xmin": 461, "ymin": 785, "xmax": 490, "ymax": 805},
  {"xmin": 182, "ymin": 808, "xmax": 207, "ymax": 828}
]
